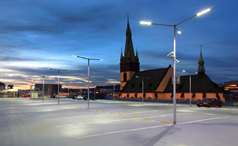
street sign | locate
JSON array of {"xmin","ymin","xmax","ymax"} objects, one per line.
[{"xmin": 171, "ymin": 75, "xmax": 180, "ymax": 84}]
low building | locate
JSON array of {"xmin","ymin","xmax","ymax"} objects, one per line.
[{"xmin": 35, "ymin": 84, "xmax": 61, "ymax": 95}]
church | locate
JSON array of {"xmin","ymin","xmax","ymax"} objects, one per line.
[{"xmin": 119, "ymin": 17, "xmax": 224, "ymax": 102}]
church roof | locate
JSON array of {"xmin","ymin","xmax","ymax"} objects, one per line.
[
  {"xmin": 121, "ymin": 66, "xmax": 171, "ymax": 93},
  {"xmin": 164, "ymin": 74, "xmax": 222, "ymax": 93}
]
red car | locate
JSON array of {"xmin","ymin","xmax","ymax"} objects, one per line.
[
  {"xmin": 22, "ymin": 95, "xmax": 30, "ymax": 98},
  {"xmin": 197, "ymin": 98, "xmax": 223, "ymax": 107}
]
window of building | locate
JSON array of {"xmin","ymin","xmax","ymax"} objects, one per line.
[{"xmin": 123, "ymin": 72, "xmax": 127, "ymax": 81}]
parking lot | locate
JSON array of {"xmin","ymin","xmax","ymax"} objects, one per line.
[{"xmin": 0, "ymin": 98, "xmax": 238, "ymax": 146}]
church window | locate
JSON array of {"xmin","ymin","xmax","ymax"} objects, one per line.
[{"xmin": 123, "ymin": 73, "xmax": 127, "ymax": 81}]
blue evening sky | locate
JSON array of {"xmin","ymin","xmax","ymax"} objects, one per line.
[{"xmin": 0, "ymin": 0, "xmax": 237, "ymax": 89}]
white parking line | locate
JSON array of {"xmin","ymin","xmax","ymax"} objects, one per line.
[
  {"xmin": 76, "ymin": 116, "xmax": 230, "ymax": 139},
  {"xmin": 178, "ymin": 116, "xmax": 230, "ymax": 125},
  {"xmin": 56, "ymin": 118, "xmax": 139, "ymax": 128},
  {"xmin": 77, "ymin": 124, "xmax": 172, "ymax": 139}
]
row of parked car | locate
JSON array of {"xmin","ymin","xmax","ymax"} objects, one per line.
[
  {"xmin": 72, "ymin": 95, "xmax": 97, "ymax": 100},
  {"xmin": 51, "ymin": 95, "xmax": 67, "ymax": 98}
]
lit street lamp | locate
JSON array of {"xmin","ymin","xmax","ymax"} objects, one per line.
[
  {"xmin": 72, "ymin": 55, "xmax": 104, "ymax": 109},
  {"xmin": 182, "ymin": 70, "xmax": 197, "ymax": 107},
  {"xmin": 140, "ymin": 8, "xmax": 211, "ymax": 124},
  {"xmin": 136, "ymin": 76, "xmax": 150, "ymax": 104},
  {"xmin": 50, "ymin": 68, "xmax": 70, "ymax": 105}
]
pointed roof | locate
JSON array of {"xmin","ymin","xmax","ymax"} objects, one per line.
[
  {"xmin": 198, "ymin": 46, "xmax": 205, "ymax": 74},
  {"xmin": 122, "ymin": 14, "xmax": 138, "ymax": 63},
  {"xmin": 121, "ymin": 65, "xmax": 171, "ymax": 92},
  {"xmin": 198, "ymin": 49, "xmax": 204, "ymax": 65},
  {"xmin": 164, "ymin": 74, "xmax": 222, "ymax": 93}
]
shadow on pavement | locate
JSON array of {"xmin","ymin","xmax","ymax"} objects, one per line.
[{"xmin": 142, "ymin": 125, "xmax": 177, "ymax": 146}]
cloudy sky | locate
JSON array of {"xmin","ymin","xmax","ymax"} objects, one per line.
[{"xmin": 0, "ymin": 0, "xmax": 237, "ymax": 89}]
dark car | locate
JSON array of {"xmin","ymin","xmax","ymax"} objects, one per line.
[
  {"xmin": 51, "ymin": 94, "xmax": 56, "ymax": 98},
  {"xmin": 83, "ymin": 95, "xmax": 97, "ymax": 100},
  {"xmin": 197, "ymin": 98, "xmax": 223, "ymax": 107}
]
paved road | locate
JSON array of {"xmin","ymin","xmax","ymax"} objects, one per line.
[{"xmin": 0, "ymin": 98, "xmax": 238, "ymax": 146}]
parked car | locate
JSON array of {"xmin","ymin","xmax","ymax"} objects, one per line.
[
  {"xmin": 72, "ymin": 95, "xmax": 84, "ymax": 100},
  {"xmin": 197, "ymin": 98, "xmax": 223, "ymax": 107},
  {"xmin": 51, "ymin": 94, "xmax": 56, "ymax": 98},
  {"xmin": 83, "ymin": 95, "xmax": 97, "ymax": 100},
  {"xmin": 55, "ymin": 95, "xmax": 67, "ymax": 98},
  {"xmin": 22, "ymin": 95, "xmax": 30, "ymax": 98}
]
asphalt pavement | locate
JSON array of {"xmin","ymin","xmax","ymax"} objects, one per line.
[{"xmin": 0, "ymin": 98, "xmax": 238, "ymax": 146}]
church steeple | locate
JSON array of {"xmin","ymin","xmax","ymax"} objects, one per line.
[
  {"xmin": 197, "ymin": 45, "xmax": 205, "ymax": 75},
  {"xmin": 120, "ymin": 14, "xmax": 140, "ymax": 90},
  {"xmin": 121, "ymin": 13, "xmax": 139, "ymax": 64}
]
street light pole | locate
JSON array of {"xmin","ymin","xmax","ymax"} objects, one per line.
[
  {"xmin": 72, "ymin": 55, "xmax": 104, "ymax": 109},
  {"xmin": 43, "ymin": 76, "xmax": 45, "ymax": 102},
  {"xmin": 38, "ymin": 76, "xmax": 46, "ymax": 102},
  {"xmin": 68, "ymin": 85, "xmax": 70, "ymax": 98},
  {"xmin": 50, "ymin": 68, "xmax": 70, "ymax": 105},
  {"xmin": 113, "ymin": 81, "xmax": 115, "ymax": 102},
  {"xmin": 183, "ymin": 70, "xmax": 197, "ymax": 107},
  {"xmin": 140, "ymin": 8, "xmax": 211, "ymax": 124},
  {"xmin": 136, "ymin": 76, "xmax": 150, "ymax": 104}
]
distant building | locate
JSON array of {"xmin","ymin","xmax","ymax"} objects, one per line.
[
  {"xmin": 7, "ymin": 85, "xmax": 14, "ymax": 89},
  {"xmin": 96, "ymin": 85, "xmax": 120, "ymax": 97},
  {"xmin": 35, "ymin": 84, "xmax": 61, "ymax": 95},
  {"xmin": 119, "ymin": 16, "xmax": 224, "ymax": 101},
  {"xmin": 0, "ymin": 82, "xmax": 5, "ymax": 90},
  {"xmin": 224, "ymin": 81, "xmax": 238, "ymax": 93},
  {"xmin": 0, "ymin": 82, "xmax": 18, "ymax": 98}
]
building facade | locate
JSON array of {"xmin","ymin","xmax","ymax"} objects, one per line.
[
  {"xmin": 119, "ymin": 17, "xmax": 224, "ymax": 102},
  {"xmin": 35, "ymin": 84, "xmax": 61, "ymax": 95}
]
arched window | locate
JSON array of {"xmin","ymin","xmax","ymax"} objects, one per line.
[{"xmin": 123, "ymin": 72, "xmax": 127, "ymax": 81}]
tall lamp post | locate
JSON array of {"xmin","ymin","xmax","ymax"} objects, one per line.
[
  {"xmin": 136, "ymin": 76, "xmax": 150, "ymax": 104},
  {"xmin": 72, "ymin": 55, "xmax": 104, "ymax": 109},
  {"xmin": 38, "ymin": 76, "xmax": 46, "ymax": 102},
  {"xmin": 182, "ymin": 70, "xmax": 197, "ymax": 107},
  {"xmin": 50, "ymin": 68, "xmax": 70, "ymax": 105},
  {"xmin": 140, "ymin": 8, "xmax": 211, "ymax": 124}
]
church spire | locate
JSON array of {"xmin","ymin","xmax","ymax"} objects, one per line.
[
  {"xmin": 122, "ymin": 13, "xmax": 138, "ymax": 63},
  {"xmin": 198, "ymin": 45, "xmax": 205, "ymax": 75},
  {"xmin": 120, "ymin": 14, "xmax": 140, "ymax": 73}
]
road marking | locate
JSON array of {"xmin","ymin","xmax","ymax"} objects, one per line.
[
  {"xmin": 111, "ymin": 112, "xmax": 117, "ymax": 115},
  {"xmin": 122, "ymin": 110, "xmax": 159, "ymax": 115},
  {"xmin": 119, "ymin": 114, "xmax": 126, "ymax": 116},
  {"xmin": 57, "ymin": 118, "xmax": 139, "ymax": 128},
  {"xmin": 96, "ymin": 110, "xmax": 101, "ymax": 112},
  {"xmin": 77, "ymin": 124, "xmax": 171, "ymax": 139},
  {"xmin": 143, "ymin": 118, "xmax": 152, "ymax": 121},
  {"xmin": 178, "ymin": 117, "xmax": 229, "ymax": 125},
  {"xmin": 192, "ymin": 106, "xmax": 197, "ymax": 107},
  {"xmin": 102, "ymin": 111, "xmax": 107, "ymax": 113},
  {"xmin": 132, "ymin": 116, "xmax": 140, "ymax": 118},
  {"xmin": 160, "ymin": 121, "xmax": 172, "ymax": 124},
  {"xmin": 222, "ymin": 108, "xmax": 228, "ymax": 110}
]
